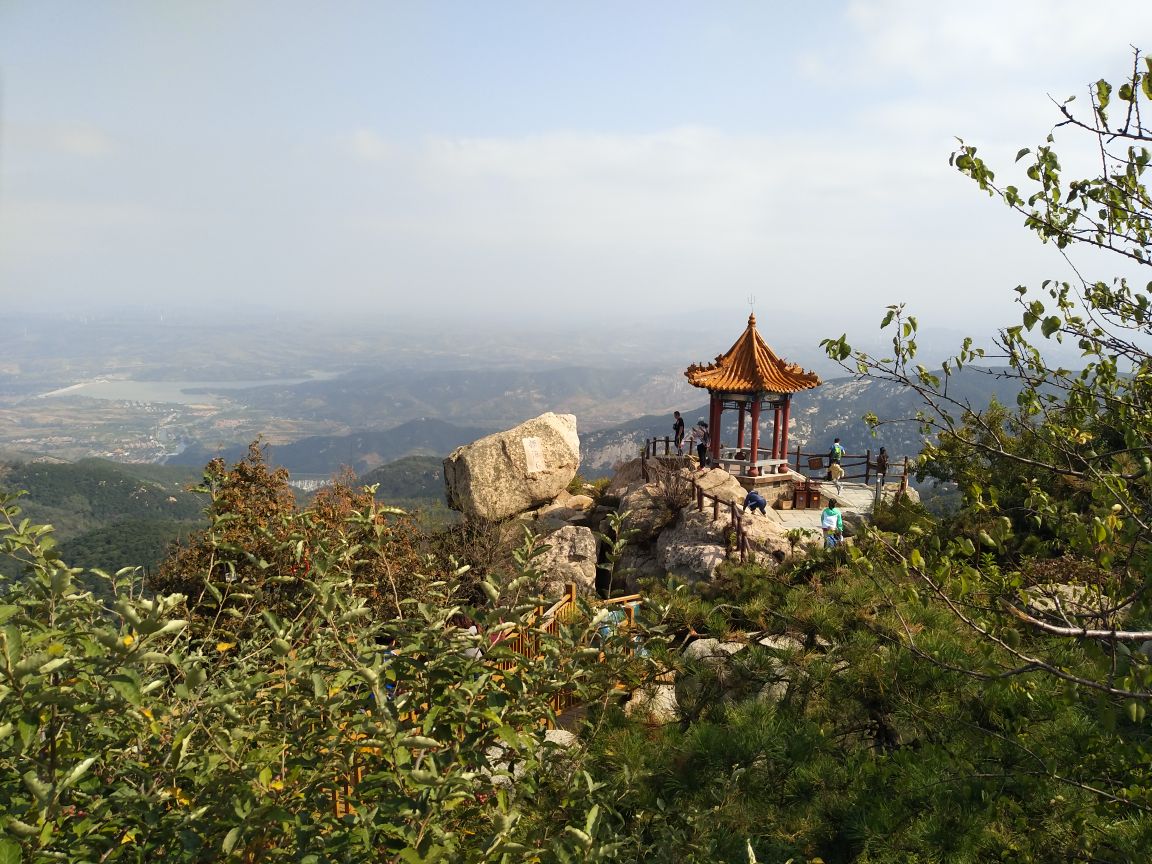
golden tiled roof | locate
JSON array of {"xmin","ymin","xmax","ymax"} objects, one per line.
[{"xmin": 684, "ymin": 314, "xmax": 822, "ymax": 394}]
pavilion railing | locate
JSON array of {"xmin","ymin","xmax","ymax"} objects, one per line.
[
  {"xmin": 789, "ymin": 447, "xmax": 910, "ymax": 489},
  {"xmin": 643, "ymin": 437, "xmax": 786, "ymax": 474}
]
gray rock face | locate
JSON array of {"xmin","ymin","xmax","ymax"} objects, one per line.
[
  {"xmin": 619, "ymin": 484, "xmax": 671, "ymax": 544},
  {"xmin": 536, "ymin": 525, "xmax": 598, "ymax": 597},
  {"xmin": 692, "ymin": 468, "xmax": 747, "ymax": 506},
  {"xmin": 614, "ymin": 547, "xmax": 663, "ymax": 592},
  {"xmin": 443, "ymin": 413, "xmax": 580, "ymax": 521},
  {"xmin": 624, "ymin": 683, "xmax": 679, "ymax": 724},
  {"xmin": 606, "ymin": 457, "xmax": 646, "ymax": 497},
  {"xmin": 535, "ymin": 490, "xmax": 596, "ymax": 525},
  {"xmin": 683, "ymin": 638, "xmax": 745, "ymax": 663},
  {"xmin": 656, "ymin": 509, "xmax": 730, "ymax": 582},
  {"xmin": 739, "ymin": 515, "xmax": 792, "ymax": 562}
]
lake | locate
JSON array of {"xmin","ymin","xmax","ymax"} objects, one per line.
[{"xmin": 39, "ymin": 372, "xmax": 338, "ymax": 406}]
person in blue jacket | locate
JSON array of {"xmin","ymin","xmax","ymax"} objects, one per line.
[{"xmin": 743, "ymin": 489, "xmax": 768, "ymax": 515}]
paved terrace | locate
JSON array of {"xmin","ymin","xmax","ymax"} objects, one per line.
[{"xmin": 756, "ymin": 478, "xmax": 886, "ymax": 532}]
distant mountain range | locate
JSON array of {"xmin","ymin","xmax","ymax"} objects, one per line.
[
  {"xmin": 195, "ymin": 364, "xmax": 697, "ymax": 432},
  {"xmin": 171, "ymin": 366, "xmax": 1027, "ymax": 481},
  {"xmin": 0, "ymin": 366, "xmax": 1025, "ymax": 574}
]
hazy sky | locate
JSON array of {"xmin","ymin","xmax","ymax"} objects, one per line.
[{"xmin": 2, "ymin": 1, "xmax": 1150, "ymax": 335}]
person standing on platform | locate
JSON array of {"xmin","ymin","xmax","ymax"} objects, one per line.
[
  {"xmin": 821, "ymin": 499, "xmax": 843, "ymax": 549},
  {"xmin": 875, "ymin": 447, "xmax": 889, "ymax": 485},
  {"xmin": 673, "ymin": 411, "xmax": 686, "ymax": 456},
  {"xmin": 828, "ymin": 437, "xmax": 845, "ymax": 494},
  {"xmin": 690, "ymin": 420, "xmax": 710, "ymax": 470}
]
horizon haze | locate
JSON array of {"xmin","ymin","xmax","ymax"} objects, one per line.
[{"xmin": 3, "ymin": 2, "xmax": 1151, "ymax": 337}]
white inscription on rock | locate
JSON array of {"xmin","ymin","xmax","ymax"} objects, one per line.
[{"xmin": 522, "ymin": 436, "xmax": 545, "ymax": 474}]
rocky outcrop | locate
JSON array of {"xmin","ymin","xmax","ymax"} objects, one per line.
[
  {"xmin": 656, "ymin": 509, "xmax": 730, "ymax": 582},
  {"xmin": 619, "ymin": 483, "xmax": 678, "ymax": 544},
  {"xmin": 691, "ymin": 467, "xmax": 746, "ymax": 506},
  {"xmin": 739, "ymin": 514, "xmax": 792, "ymax": 563},
  {"xmin": 624, "ymin": 683, "xmax": 679, "ymax": 724},
  {"xmin": 535, "ymin": 490, "xmax": 595, "ymax": 525},
  {"xmin": 443, "ymin": 412, "xmax": 580, "ymax": 521},
  {"xmin": 535, "ymin": 525, "xmax": 598, "ymax": 596},
  {"xmin": 606, "ymin": 457, "xmax": 646, "ymax": 497},
  {"xmin": 613, "ymin": 547, "xmax": 662, "ymax": 593}
]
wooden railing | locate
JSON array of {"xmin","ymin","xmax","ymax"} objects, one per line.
[
  {"xmin": 644, "ymin": 436, "xmax": 786, "ymax": 477},
  {"xmin": 640, "ymin": 440, "xmax": 751, "ymax": 562},
  {"xmin": 790, "ymin": 447, "xmax": 910, "ymax": 488},
  {"xmin": 494, "ymin": 584, "xmax": 643, "ymax": 698},
  {"xmin": 643, "ymin": 435, "xmax": 910, "ymax": 489}
]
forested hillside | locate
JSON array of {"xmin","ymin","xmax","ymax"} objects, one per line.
[
  {"xmin": 0, "ymin": 458, "xmax": 205, "ymax": 573},
  {"xmin": 168, "ymin": 417, "xmax": 491, "ymax": 476}
]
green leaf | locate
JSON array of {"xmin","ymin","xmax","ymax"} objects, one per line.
[
  {"xmin": 61, "ymin": 756, "xmax": 97, "ymax": 790},
  {"xmin": 1041, "ymin": 316, "xmax": 1062, "ymax": 338},
  {"xmin": 222, "ymin": 826, "xmax": 241, "ymax": 854},
  {"xmin": 108, "ymin": 673, "xmax": 142, "ymax": 706},
  {"xmin": 398, "ymin": 735, "xmax": 442, "ymax": 749},
  {"xmin": 1015, "ymin": 147, "xmax": 1031, "ymax": 162},
  {"xmin": 0, "ymin": 839, "xmax": 20, "ymax": 864},
  {"xmin": 22, "ymin": 770, "xmax": 52, "ymax": 805}
]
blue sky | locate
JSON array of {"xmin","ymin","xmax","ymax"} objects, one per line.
[{"xmin": 2, "ymin": 1, "xmax": 1151, "ymax": 335}]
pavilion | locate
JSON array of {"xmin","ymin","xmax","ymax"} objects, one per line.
[{"xmin": 684, "ymin": 314, "xmax": 821, "ymax": 486}]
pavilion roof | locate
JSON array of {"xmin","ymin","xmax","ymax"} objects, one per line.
[{"xmin": 684, "ymin": 314, "xmax": 822, "ymax": 394}]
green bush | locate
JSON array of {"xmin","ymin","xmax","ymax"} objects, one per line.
[{"xmin": 0, "ymin": 490, "xmax": 647, "ymax": 862}]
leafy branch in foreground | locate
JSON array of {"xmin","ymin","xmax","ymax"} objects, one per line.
[
  {"xmin": 0, "ymin": 489, "xmax": 664, "ymax": 862},
  {"xmin": 822, "ymin": 50, "xmax": 1152, "ymax": 703}
]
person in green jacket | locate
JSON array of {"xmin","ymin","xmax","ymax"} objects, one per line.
[{"xmin": 821, "ymin": 499, "xmax": 843, "ymax": 548}]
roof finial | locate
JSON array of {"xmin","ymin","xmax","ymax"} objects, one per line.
[{"xmin": 747, "ymin": 293, "xmax": 756, "ymax": 325}]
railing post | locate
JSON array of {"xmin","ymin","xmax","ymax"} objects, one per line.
[
  {"xmin": 864, "ymin": 448, "xmax": 871, "ymax": 484},
  {"xmin": 664, "ymin": 436, "xmax": 670, "ymax": 456},
  {"xmin": 697, "ymin": 486, "xmax": 704, "ymax": 511},
  {"xmin": 900, "ymin": 457, "xmax": 909, "ymax": 494},
  {"xmin": 712, "ymin": 496, "xmax": 719, "ymax": 521}
]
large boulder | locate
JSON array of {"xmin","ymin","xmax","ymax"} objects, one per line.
[
  {"xmin": 655, "ymin": 508, "xmax": 730, "ymax": 582},
  {"xmin": 739, "ymin": 513, "xmax": 792, "ymax": 563},
  {"xmin": 692, "ymin": 467, "xmax": 746, "ymax": 506},
  {"xmin": 606, "ymin": 458, "xmax": 646, "ymax": 497},
  {"xmin": 619, "ymin": 465, "xmax": 698, "ymax": 542},
  {"xmin": 614, "ymin": 547, "xmax": 664, "ymax": 592},
  {"xmin": 443, "ymin": 413, "xmax": 580, "ymax": 521},
  {"xmin": 535, "ymin": 525, "xmax": 598, "ymax": 596}
]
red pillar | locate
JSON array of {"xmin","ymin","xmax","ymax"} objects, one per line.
[
  {"xmin": 749, "ymin": 396, "xmax": 761, "ymax": 475},
  {"xmin": 737, "ymin": 403, "xmax": 747, "ymax": 449},
  {"xmin": 709, "ymin": 396, "xmax": 722, "ymax": 463},
  {"xmin": 779, "ymin": 396, "xmax": 792, "ymax": 473},
  {"xmin": 771, "ymin": 401, "xmax": 781, "ymax": 460}
]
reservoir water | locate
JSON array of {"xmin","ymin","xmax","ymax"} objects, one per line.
[{"xmin": 39, "ymin": 373, "xmax": 338, "ymax": 406}]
